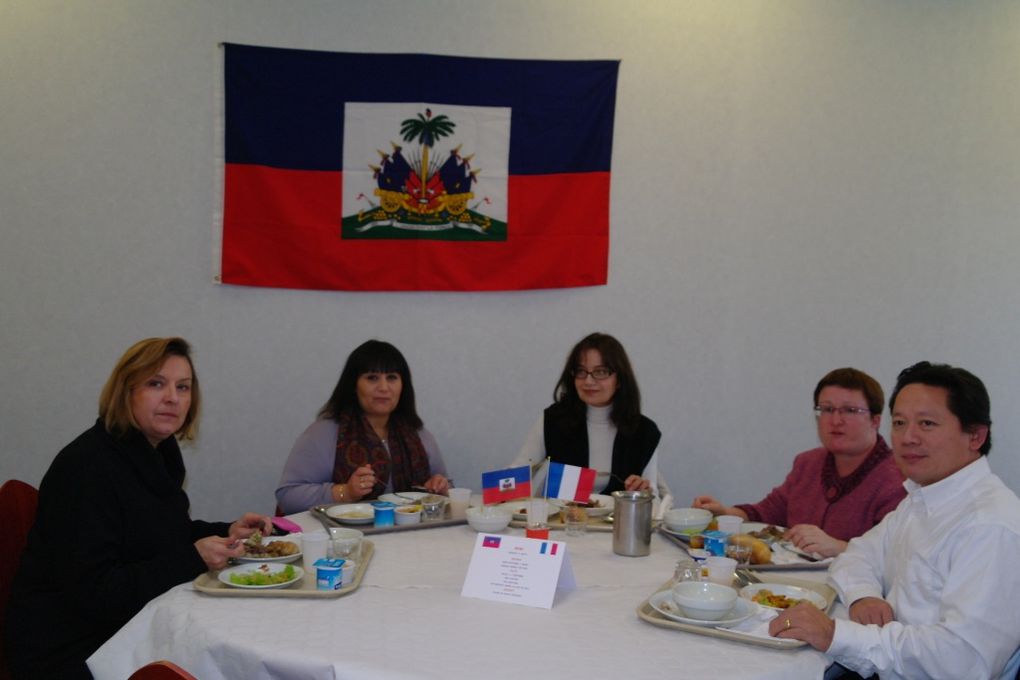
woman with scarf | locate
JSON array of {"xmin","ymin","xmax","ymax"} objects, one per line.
[
  {"xmin": 692, "ymin": 367, "xmax": 906, "ymax": 558},
  {"xmin": 276, "ymin": 340, "xmax": 449, "ymax": 514}
]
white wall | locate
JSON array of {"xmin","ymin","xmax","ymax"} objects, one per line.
[{"xmin": 3, "ymin": 0, "xmax": 1019, "ymax": 521}]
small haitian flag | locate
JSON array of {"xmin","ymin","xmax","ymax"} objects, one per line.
[
  {"xmin": 546, "ymin": 462, "xmax": 597, "ymax": 503},
  {"xmin": 481, "ymin": 465, "xmax": 532, "ymax": 505},
  {"xmin": 220, "ymin": 43, "xmax": 619, "ymax": 291},
  {"xmin": 482, "ymin": 536, "xmax": 502, "ymax": 549}
]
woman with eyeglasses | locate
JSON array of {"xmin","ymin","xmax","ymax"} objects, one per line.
[
  {"xmin": 275, "ymin": 340, "xmax": 449, "ymax": 514},
  {"xmin": 692, "ymin": 367, "xmax": 906, "ymax": 558},
  {"xmin": 511, "ymin": 332, "xmax": 664, "ymax": 497}
]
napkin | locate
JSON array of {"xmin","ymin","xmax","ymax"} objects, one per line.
[
  {"xmin": 272, "ymin": 516, "xmax": 303, "ymax": 535},
  {"xmin": 771, "ymin": 542, "xmax": 833, "ymax": 566},
  {"xmin": 717, "ymin": 604, "xmax": 779, "ymax": 639}
]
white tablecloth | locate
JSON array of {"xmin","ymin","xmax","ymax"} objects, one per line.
[{"xmin": 88, "ymin": 513, "xmax": 829, "ymax": 679}]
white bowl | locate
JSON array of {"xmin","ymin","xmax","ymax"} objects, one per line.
[
  {"xmin": 664, "ymin": 507, "xmax": 713, "ymax": 533},
  {"xmin": 466, "ymin": 506, "xmax": 512, "ymax": 533},
  {"xmin": 671, "ymin": 581, "xmax": 738, "ymax": 621},
  {"xmin": 394, "ymin": 505, "xmax": 422, "ymax": 525}
]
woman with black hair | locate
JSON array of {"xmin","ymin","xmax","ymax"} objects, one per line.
[
  {"xmin": 511, "ymin": 332, "xmax": 664, "ymax": 496},
  {"xmin": 275, "ymin": 340, "xmax": 449, "ymax": 514}
]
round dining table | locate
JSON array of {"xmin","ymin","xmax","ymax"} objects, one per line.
[{"xmin": 87, "ymin": 511, "xmax": 830, "ymax": 679}]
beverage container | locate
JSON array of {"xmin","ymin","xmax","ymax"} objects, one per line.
[
  {"xmin": 612, "ymin": 489, "xmax": 653, "ymax": 556},
  {"xmin": 371, "ymin": 501, "xmax": 396, "ymax": 527},
  {"xmin": 447, "ymin": 488, "xmax": 472, "ymax": 520}
]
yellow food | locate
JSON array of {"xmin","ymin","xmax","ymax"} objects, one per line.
[
  {"xmin": 751, "ymin": 589, "xmax": 801, "ymax": 609},
  {"xmin": 728, "ymin": 533, "xmax": 772, "ymax": 564},
  {"xmin": 341, "ymin": 512, "xmax": 373, "ymax": 520}
]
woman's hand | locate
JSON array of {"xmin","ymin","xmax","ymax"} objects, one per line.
[
  {"xmin": 691, "ymin": 496, "xmax": 749, "ymax": 520},
  {"xmin": 784, "ymin": 524, "xmax": 848, "ymax": 558},
  {"xmin": 228, "ymin": 512, "xmax": 273, "ymax": 540},
  {"xmin": 623, "ymin": 474, "xmax": 651, "ymax": 492},
  {"xmin": 346, "ymin": 465, "xmax": 377, "ymax": 501},
  {"xmin": 195, "ymin": 535, "xmax": 245, "ymax": 570},
  {"xmin": 422, "ymin": 474, "xmax": 450, "ymax": 495}
]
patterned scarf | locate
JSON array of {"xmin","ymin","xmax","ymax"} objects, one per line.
[
  {"xmin": 821, "ymin": 435, "xmax": 892, "ymax": 503},
  {"xmin": 332, "ymin": 409, "xmax": 431, "ymax": 499}
]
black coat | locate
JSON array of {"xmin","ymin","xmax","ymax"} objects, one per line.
[{"xmin": 5, "ymin": 420, "xmax": 230, "ymax": 679}]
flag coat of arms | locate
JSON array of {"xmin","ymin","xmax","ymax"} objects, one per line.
[
  {"xmin": 481, "ymin": 465, "xmax": 532, "ymax": 505},
  {"xmin": 546, "ymin": 462, "xmax": 597, "ymax": 503},
  {"xmin": 220, "ymin": 43, "xmax": 619, "ymax": 291}
]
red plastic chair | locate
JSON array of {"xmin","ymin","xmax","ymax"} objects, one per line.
[
  {"xmin": 0, "ymin": 479, "xmax": 39, "ymax": 680},
  {"xmin": 128, "ymin": 660, "xmax": 199, "ymax": 680}
]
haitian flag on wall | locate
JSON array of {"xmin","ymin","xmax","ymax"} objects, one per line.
[{"xmin": 220, "ymin": 43, "xmax": 619, "ymax": 291}]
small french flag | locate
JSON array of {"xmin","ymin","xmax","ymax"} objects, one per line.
[
  {"xmin": 546, "ymin": 462, "xmax": 597, "ymax": 503},
  {"xmin": 538, "ymin": 542, "xmax": 559, "ymax": 556}
]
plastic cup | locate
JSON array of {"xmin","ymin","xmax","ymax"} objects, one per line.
[
  {"xmin": 716, "ymin": 516, "xmax": 742, "ymax": 535},
  {"xmin": 420, "ymin": 495, "xmax": 446, "ymax": 522},
  {"xmin": 327, "ymin": 527, "xmax": 363, "ymax": 561},
  {"xmin": 302, "ymin": 531, "xmax": 329, "ymax": 569},
  {"xmin": 447, "ymin": 488, "xmax": 471, "ymax": 520},
  {"xmin": 527, "ymin": 498, "xmax": 550, "ymax": 525},
  {"xmin": 704, "ymin": 556, "xmax": 737, "ymax": 585},
  {"xmin": 563, "ymin": 505, "xmax": 588, "ymax": 537},
  {"xmin": 372, "ymin": 501, "xmax": 396, "ymax": 527}
]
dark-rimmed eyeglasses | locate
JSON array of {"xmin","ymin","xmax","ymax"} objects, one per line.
[
  {"xmin": 814, "ymin": 405, "xmax": 872, "ymax": 418},
  {"xmin": 573, "ymin": 367, "xmax": 614, "ymax": 381}
]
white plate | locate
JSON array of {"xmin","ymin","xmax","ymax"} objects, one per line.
[
  {"xmin": 739, "ymin": 583, "xmax": 827, "ymax": 610},
  {"xmin": 325, "ymin": 503, "xmax": 376, "ymax": 524},
  {"xmin": 548, "ymin": 493, "xmax": 614, "ymax": 517},
  {"xmin": 740, "ymin": 522, "xmax": 786, "ymax": 544},
  {"xmin": 649, "ymin": 591, "xmax": 757, "ymax": 627},
  {"xmin": 501, "ymin": 501, "xmax": 530, "ymax": 521},
  {"xmin": 378, "ymin": 492, "xmax": 430, "ymax": 506},
  {"xmin": 237, "ymin": 537, "xmax": 303, "ymax": 564},
  {"xmin": 218, "ymin": 563, "xmax": 304, "ymax": 589}
]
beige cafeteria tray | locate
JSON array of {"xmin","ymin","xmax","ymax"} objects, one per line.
[
  {"xmin": 312, "ymin": 504, "xmax": 467, "ymax": 535},
  {"xmin": 637, "ymin": 573, "xmax": 836, "ymax": 649},
  {"xmin": 509, "ymin": 516, "xmax": 614, "ymax": 532},
  {"xmin": 194, "ymin": 540, "xmax": 373, "ymax": 598}
]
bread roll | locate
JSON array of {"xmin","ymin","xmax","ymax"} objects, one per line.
[{"xmin": 729, "ymin": 533, "xmax": 772, "ymax": 564}]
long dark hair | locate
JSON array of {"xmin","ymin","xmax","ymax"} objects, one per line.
[
  {"xmin": 319, "ymin": 340, "xmax": 423, "ymax": 430},
  {"xmin": 552, "ymin": 332, "xmax": 642, "ymax": 433}
]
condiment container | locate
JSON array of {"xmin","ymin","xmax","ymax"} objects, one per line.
[
  {"xmin": 702, "ymin": 530, "xmax": 728, "ymax": 557},
  {"xmin": 314, "ymin": 558, "xmax": 345, "ymax": 591},
  {"xmin": 371, "ymin": 501, "xmax": 396, "ymax": 527},
  {"xmin": 611, "ymin": 489, "xmax": 653, "ymax": 556}
]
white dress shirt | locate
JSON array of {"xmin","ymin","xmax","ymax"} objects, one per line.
[{"xmin": 826, "ymin": 456, "xmax": 1020, "ymax": 679}]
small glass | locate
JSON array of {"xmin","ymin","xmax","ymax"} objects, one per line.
[
  {"xmin": 421, "ymin": 495, "xmax": 446, "ymax": 522},
  {"xmin": 674, "ymin": 558, "xmax": 702, "ymax": 584},
  {"xmin": 328, "ymin": 527, "xmax": 363, "ymax": 561},
  {"xmin": 562, "ymin": 504, "xmax": 588, "ymax": 536},
  {"xmin": 725, "ymin": 541, "xmax": 752, "ymax": 566}
]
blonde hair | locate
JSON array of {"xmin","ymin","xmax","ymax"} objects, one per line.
[{"xmin": 98, "ymin": 337, "xmax": 201, "ymax": 440}]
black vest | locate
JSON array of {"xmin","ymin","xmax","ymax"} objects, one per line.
[{"xmin": 542, "ymin": 404, "xmax": 661, "ymax": 494}]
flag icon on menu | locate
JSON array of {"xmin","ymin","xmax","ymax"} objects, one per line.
[
  {"xmin": 481, "ymin": 465, "xmax": 531, "ymax": 504},
  {"xmin": 539, "ymin": 542, "xmax": 558, "ymax": 556},
  {"xmin": 546, "ymin": 462, "xmax": 597, "ymax": 503},
  {"xmin": 483, "ymin": 536, "xmax": 502, "ymax": 549}
]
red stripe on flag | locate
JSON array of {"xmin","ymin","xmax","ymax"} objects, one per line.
[
  {"xmin": 550, "ymin": 542, "xmax": 558, "ymax": 556},
  {"xmin": 573, "ymin": 467, "xmax": 598, "ymax": 502},
  {"xmin": 482, "ymin": 481, "xmax": 531, "ymax": 505},
  {"xmin": 221, "ymin": 165, "xmax": 609, "ymax": 291}
]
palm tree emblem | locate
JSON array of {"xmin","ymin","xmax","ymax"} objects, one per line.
[{"xmin": 400, "ymin": 108, "xmax": 456, "ymax": 205}]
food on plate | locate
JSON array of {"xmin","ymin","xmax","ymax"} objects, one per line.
[
  {"xmin": 689, "ymin": 534, "xmax": 705, "ymax": 549},
  {"xmin": 748, "ymin": 524, "xmax": 785, "ymax": 542},
  {"xmin": 396, "ymin": 505, "xmax": 421, "ymax": 514},
  {"xmin": 228, "ymin": 564, "xmax": 297, "ymax": 586},
  {"xmin": 340, "ymin": 511, "xmax": 373, "ymax": 520},
  {"xmin": 728, "ymin": 534, "xmax": 772, "ymax": 564},
  {"xmin": 243, "ymin": 532, "xmax": 299, "ymax": 558},
  {"xmin": 751, "ymin": 588, "xmax": 803, "ymax": 609}
]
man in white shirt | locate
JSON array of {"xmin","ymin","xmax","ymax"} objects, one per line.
[{"xmin": 771, "ymin": 361, "xmax": 1020, "ymax": 679}]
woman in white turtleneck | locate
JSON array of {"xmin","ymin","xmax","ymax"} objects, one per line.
[{"xmin": 511, "ymin": 332, "xmax": 664, "ymax": 497}]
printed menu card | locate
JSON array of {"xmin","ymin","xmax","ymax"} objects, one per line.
[{"xmin": 461, "ymin": 534, "xmax": 575, "ymax": 609}]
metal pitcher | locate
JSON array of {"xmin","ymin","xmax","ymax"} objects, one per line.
[{"xmin": 612, "ymin": 489, "xmax": 653, "ymax": 556}]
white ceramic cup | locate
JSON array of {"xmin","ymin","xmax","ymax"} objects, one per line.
[
  {"xmin": 704, "ymin": 556, "xmax": 737, "ymax": 585},
  {"xmin": 302, "ymin": 531, "xmax": 329, "ymax": 568},
  {"xmin": 716, "ymin": 515, "xmax": 743, "ymax": 535},
  {"xmin": 447, "ymin": 488, "xmax": 472, "ymax": 520}
]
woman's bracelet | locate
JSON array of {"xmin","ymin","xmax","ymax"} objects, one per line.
[{"xmin": 333, "ymin": 483, "xmax": 348, "ymax": 503}]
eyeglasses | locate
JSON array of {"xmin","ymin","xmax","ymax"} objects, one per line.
[
  {"xmin": 814, "ymin": 405, "xmax": 872, "ymax": 418},
  {"xmin": 573, "ymin": 367, "xmax": 614, "ymax": 381}
]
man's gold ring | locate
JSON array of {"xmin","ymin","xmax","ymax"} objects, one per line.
[{"xmin": 785, "ymin": 618, "xmax": 792, "ymax": 630}]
